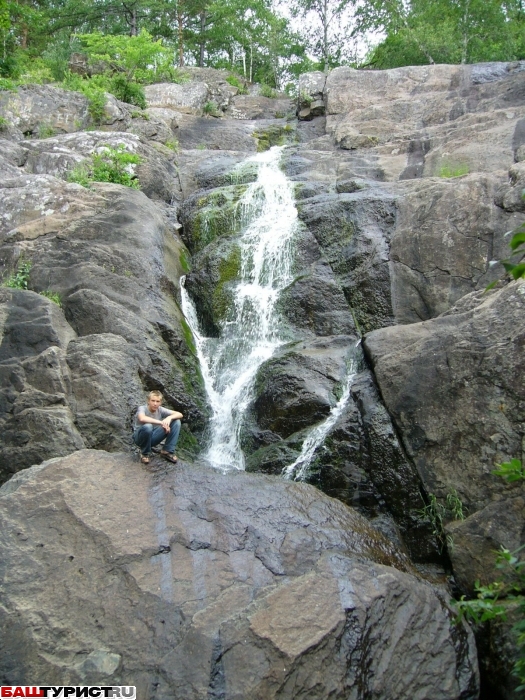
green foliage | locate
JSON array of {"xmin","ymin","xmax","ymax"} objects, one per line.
[
  {"xmin": 452, "ymin": 461, "xmax": 525, "ymax": 691},
  {"xmin": 494, "ymin": 458, "xmax": 525, "ymax": 482},
  {"xmin": 486, "ymin": 206, "xmax": 525, "ymax": 288},
  {"xmin": 358, "ymin": 0, "xmax": 525, "ymax": 69},
  {"xmin": 164, "ymin": 138, "xmax": 179, "ymax": 152},
  {"xmin": 299, "ymin": 89, "xmax": 313, "ymax": 105},
  {"xmin": 502, "ymin": 224, "xmax": 525, "ymax": 281},
  {"xmin": 37, "ymin": 124, "xmax": 56, "ymax": 139},
  {"xmin": 226, "ymin": 73, "xmax": 248, "ymax": 94},
  {"xmin": 0, "ymin": 116, "xmax": 8, "ymax": 129},
  {"xmin": 3, "ymin": 260, "xmax": 31, "ymax": 289},
  {"xmin": 41, "ymin": 34, "xmax": 82, "ymax": 82},
  {"xmin": 203, "ymin": 100, "xmax": 219, "ymax": 116},
  {"xmin": 259, "ymin": 83, "xmax": 278, "ymax": 98},
  {"xmin": 68, "ymin": 144, "xmax": 141, "ymax": 189},
  {"xmin": 77, "ymin": 29, "xmax": 168, "ymax": 81},
  {"xmin": 39, "ymin": 290, "xmax": 61, "ymax": 306},
  {"xmin": 418, "ymin": 490, "xmax": 466, "ymax": 552},
  {"xmin": 109, "ymin": 74, "xmax": 146, "ymax": 108},
  {"xmin": 438, "ymin": 163, "xmax": 469, "ymax": 178}
]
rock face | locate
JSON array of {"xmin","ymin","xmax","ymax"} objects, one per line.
[{"xmin": 0, "ymin": 450, "xmax": 479, "ymax": 699}]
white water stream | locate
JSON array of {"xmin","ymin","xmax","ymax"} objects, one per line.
[{"xmin": 181, "ymin": 146, "xmax": 356, "ymax": 475}]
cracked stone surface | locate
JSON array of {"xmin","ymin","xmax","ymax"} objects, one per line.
[{"xmin": 0, "ymin": 449, "xmax": 479, "ymax": 699}]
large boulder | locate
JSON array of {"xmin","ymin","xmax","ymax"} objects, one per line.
[
  {"xmin": 0, "ymin": 84, "xmax": 90, "ymax": 137},
  {"xmin": 0, "ymin": 449, "xmax": 479, "ymax": 699},
  {"xmin": 19, "ymin": 131, "xmax": 180, "ymax": 203}
]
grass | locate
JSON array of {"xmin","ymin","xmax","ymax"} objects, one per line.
[
  {"xmin": 164, "ymin": 138, "xmax": 179, "ymax": 152},
  {"xmin": 438, "ymin": 163, "xmax": 469, "ymax": 178},
  {"xmin": 37, "ymin": 124, "xmax": 56, "ymax": 139},
  {"xmin": 203, "ymin": 100, "xmax": 219, "ymax": 116},
  {"xmin": 260, "ymin": 84, "xmax": 278, "ymax": 99},
  {"xmin": 39, "ymin": 290, "xmax": 61, "ymax": 306}
]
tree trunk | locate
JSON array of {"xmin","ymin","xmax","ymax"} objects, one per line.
[
  {"xmin": 130, "ymin": 8, "xmax": 137, "ymax": 36},
  {"xmin": 323, "ymin": 0, "xmax": 329, "ymax": 69},
  {"xmin": 178, "ymin": 8, "xmax": 184, "ymax": 67},
  {"xmin": 460, "ymin": 0, "xmax": 471, "ymax": 63},
  {"xmin": 199, "ymin": 11, "xmax": 206, "ymax": 67}
]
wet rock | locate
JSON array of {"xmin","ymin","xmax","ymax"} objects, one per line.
[
  {"xmin": 246, "ymin": 336, "xmax": 357, "ymax": 442},
  {"xmin": 278, "ymin": 261, "xmax": 356, "ymax": 337},
  {"xmin": 0, "ymin": 449, "xmax": 479, "ymax": 698},
  {"xmin": 0, "ymin": 289, "xmax": 84, "ymax": 482},
  {"xmin": 295, "ymin": 189, "xmax": 396, "ymax": 333},
  {"xmin": 390, "ymin": 174, "xmax": 521, "ymax": 323}
]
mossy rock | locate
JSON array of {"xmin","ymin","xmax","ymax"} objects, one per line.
[
  {"xmin": 253, "ymin": 123, "xmax": 297, "ymax": 153},
  {"xmin": 181, "ymin": 184, "xmax": 248, "ymax": 255},
  {"xmin": 184, "ymin": 239, "xmax": 243, "ymax": 335}
]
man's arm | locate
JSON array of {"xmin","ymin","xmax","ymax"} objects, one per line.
[{"xmin": 159, "ymin": 408, "xmax": 183, "ymax": 431}]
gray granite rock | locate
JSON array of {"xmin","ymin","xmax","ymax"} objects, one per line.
[{"xmin": 0, "ymin": 449, "xmax": 479, "ymax": 699}]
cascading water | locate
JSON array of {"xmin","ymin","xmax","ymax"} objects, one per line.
[
  {"xmin": 181, "ymin": 145, "xmax": 357, "ymax": 475},
  {"xmin": 181, "ymin": 146, "xmax": 297, "ymax": 470}
]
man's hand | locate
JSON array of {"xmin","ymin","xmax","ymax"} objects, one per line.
[{"xmin": 160, "ymin": 417, "xmax": 172, "ymax": 432}]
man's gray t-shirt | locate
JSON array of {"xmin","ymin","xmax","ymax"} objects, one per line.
[{"xmin": 133, "ymin": 405, "xmax": 171, "ymax": 431}]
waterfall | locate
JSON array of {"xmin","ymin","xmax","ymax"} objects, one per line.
[
  {"xmin": 181, "ymin": 146, "xmax": 298, "ymax": 471},
  {"xmin": 181, "ymin": 146, "xmax": 358, "ymax": 476}
]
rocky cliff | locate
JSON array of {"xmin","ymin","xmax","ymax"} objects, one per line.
[{"xmin": 0, "ymin": 62, "xmax": 524, "ymax": 698}]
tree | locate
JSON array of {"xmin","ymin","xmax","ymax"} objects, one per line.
[
  {"xmin": 358, "ymin": 0, "xmax": 525, "ymax": 68},
  {"xmin": 291, "ymin": 0, "xmax": 357, "ymax": 70}
]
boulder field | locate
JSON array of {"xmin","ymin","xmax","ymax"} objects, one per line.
[{"xmin": 0, "ymin": 62, "xmax": 524, "ymax": 697}]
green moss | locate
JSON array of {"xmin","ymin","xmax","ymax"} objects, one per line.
[
  {"xmin": 179, "ymin": 248, "xmax": 191, "ymax": 273},
  {"xmin": 438, "ymin": 162, "xmax": 469, "ymax": 178},
  {"xmin": 253, "ymin": 124, "xmax": 296, "ymax": 152},
  {"xmin": 180, "ymin": 317, "xmax": 197, "ymax": 355},
  {"xmin": 177, "ymin": 426, "xmax": 200, "ymax": 457},
  {"xmin": 212, "ymin": 245, "xmax": 242, "ymax": 322},
  {"xmin": 190, "ymin": 184, "xmax": 247, "ymax": 253}
]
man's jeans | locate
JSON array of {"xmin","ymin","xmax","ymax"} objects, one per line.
[{"xmin": 133, "ymin": 420, "xmax": 181, "ymax": 456}]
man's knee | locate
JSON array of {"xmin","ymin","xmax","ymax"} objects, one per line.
[{"xmin": 141, "ymin": 424, "xmax": 153, "ymax": 433}]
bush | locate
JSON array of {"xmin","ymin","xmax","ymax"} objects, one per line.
[
  {"xmin": 260, "ymin": 84, "xmax": 278, "ymax": 98},
  {"xmin": 203, "ymin": 100, "xmax": 219, "ymax": 116},
  {"xmin": 453, "ymin": 460, "xmax": 525, "ymax": 691},
  {"xmin": 3, "ymin": 260, "xmax": 31, "ymax": 289},
  {"xmin": 109, "ymin": 74, "xmax": 146, "ymax": 108},
  {"xmin": 68, "ymin": 144, "xmax": 141, "ymax": 189},
  {"xmin": 226, "ymin": 74, "xmax": 248, "ymax": 94}
]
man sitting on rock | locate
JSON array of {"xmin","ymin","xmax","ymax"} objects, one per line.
[{"xmin": 133, "ymin": 390, "xmax": 183, "ymax": 464}]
